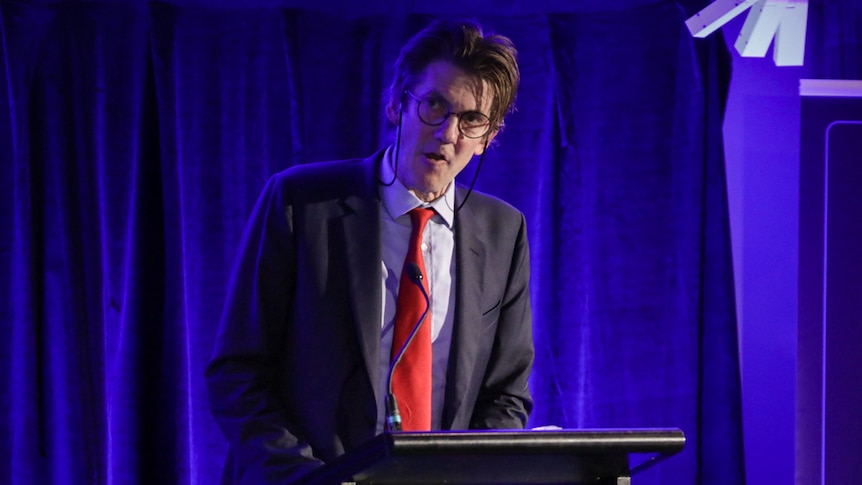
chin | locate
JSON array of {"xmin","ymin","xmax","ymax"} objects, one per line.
[{"xmin": 422, "ymin": 178, "xmax": 449, "ymax": 194}]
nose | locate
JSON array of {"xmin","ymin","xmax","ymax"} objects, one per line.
[{"xmin": 434, "ymin": 116, "xmax": 460, "ymax": 144}]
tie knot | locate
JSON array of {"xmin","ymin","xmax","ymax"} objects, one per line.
[{"xmin": 409, "ymin": 207, "xmax": 435, "ymax": 231}]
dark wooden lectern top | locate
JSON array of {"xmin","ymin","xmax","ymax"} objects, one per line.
[{"xmin": 298, "ymin": 428, "xmax": 685, "ymax": 484}]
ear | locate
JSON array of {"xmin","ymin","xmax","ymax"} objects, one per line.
[
  {"xmin": 386, "ymin": 100, "xmax": 401, "ymax": 125},
  {"xmin": 473, "ymin": 130, "xmax": 498, "ymax": 156}
]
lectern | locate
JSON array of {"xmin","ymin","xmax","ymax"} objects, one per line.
[{"xmin": 297, "ymin": 428, "xmax": 684, "ymax": 484}]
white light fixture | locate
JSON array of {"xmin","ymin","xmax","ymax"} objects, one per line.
[{"xmin": 686, "ymin": 0, "xmax": 808, "ymax": 66}]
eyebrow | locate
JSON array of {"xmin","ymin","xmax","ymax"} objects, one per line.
[
  {"xmin": 416, "ymin": 90, "xmax": 485, "ymax": 114},
  {"xmin": 416, "ymin": 90, "xmax": 447, "ymax": 102}
]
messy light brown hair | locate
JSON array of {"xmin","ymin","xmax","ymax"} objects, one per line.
[{"xmin": 388, "ymin": 18, "xmax": 520, "ymax": 134}]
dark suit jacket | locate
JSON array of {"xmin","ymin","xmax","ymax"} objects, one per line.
[{"xmin": 206, "ymin": 150, "xmax": 534, "ymax": 484}]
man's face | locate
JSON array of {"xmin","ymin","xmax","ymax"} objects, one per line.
[{"xmin": 387, "ymin": 60, "xmax": 497, "ymax": 202}]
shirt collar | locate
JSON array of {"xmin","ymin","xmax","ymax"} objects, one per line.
[{"xmin": 379, "ymin": 146, "xmax": 455, "ymax": 228}]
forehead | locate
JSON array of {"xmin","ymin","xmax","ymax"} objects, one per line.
[{"xmin": 410, "ymin": 60, "xmax": 493, "ymax": 112}]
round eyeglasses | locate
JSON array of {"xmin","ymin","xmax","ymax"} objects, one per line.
[{"xmin": 404, "ymin": 91, "xmax": 492, "ymax": 139}]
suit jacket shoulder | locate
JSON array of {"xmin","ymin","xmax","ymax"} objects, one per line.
[{"xmin": 271, "ymin": 151, "xmax": 382, "ymax": 204}]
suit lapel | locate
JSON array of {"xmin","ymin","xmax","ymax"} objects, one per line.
[
  {"xmin": 340, "ymin": 153, "xmax": 384, "ymax": 406},
  {"xmin": 443, "ymin": 187, "xmax": 487, "ymax": 428}
]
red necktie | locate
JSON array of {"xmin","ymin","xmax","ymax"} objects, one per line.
[{"xmin": 390, "ymin": 207, "xmax": 435, "ymax": 431}]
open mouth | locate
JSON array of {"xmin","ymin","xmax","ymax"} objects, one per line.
[{"xmin": 425, "ymin": 153, "xmax": 447, "ymax": 162}]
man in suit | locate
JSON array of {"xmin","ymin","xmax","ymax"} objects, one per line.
[{"xmin": 205, "ymin": 18, "xmax": 534, "ymax": 484}]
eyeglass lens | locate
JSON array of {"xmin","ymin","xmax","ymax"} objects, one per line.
[{"xmin": 413, "ymin": 95, "xmax": 490, "ymax": 138}]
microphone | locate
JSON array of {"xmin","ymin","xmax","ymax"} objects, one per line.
[{"xmin": 385, "ymin": 261, "xmax": 430, "ymax": 432}]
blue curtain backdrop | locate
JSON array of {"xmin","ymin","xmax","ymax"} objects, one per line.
[{"xmin": 0, "ymin": 0, "xmax": 855, "ymax": 483}]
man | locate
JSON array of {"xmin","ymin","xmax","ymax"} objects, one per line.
[{"xmin": 206, "ymin": 18, "xmax": 534, "ymax": 484}]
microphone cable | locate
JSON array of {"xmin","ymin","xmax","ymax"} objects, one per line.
[{"xmin": 385, "ymin": 262, "xmax": 431, "ymax": 432}]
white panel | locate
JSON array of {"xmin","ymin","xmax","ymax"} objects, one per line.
[
  {"xmin": 800, "ymin": 79, "xmax": 862, "ymax": 98},
  {"xmin": 688, "ymin": 0, "xmax": 808, "ymax": 66},
  {"xmin": 735, "ymin": 0, "xmax": 784, "ymax": 57},
  {"xmin": 774, "ymin": 1, "xmax": 808, "ymax": 66},
  {"xmin": 686, "ymin": 0, "xmax": 759, "ymax": 38}
]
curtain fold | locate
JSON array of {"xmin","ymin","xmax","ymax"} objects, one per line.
[{"xmin": 10, "ymin": 0, "xmax": 852, "ymax": 483}]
